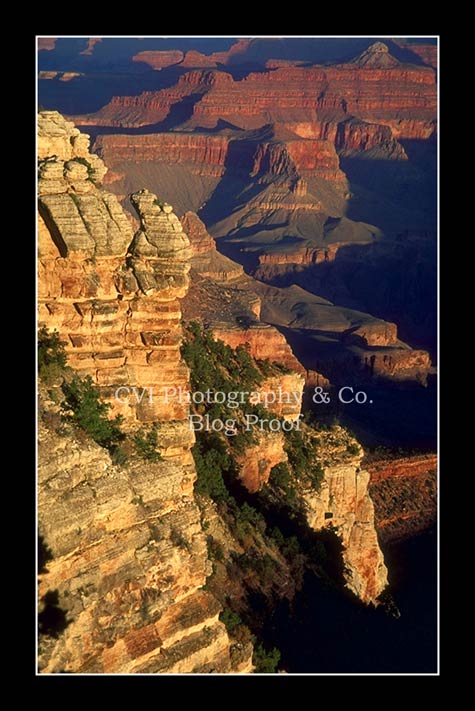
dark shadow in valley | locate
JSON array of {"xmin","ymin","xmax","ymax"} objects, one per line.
[
  {"xmin": 224, "ymin": 457, "xmax": 437, "ymax": 673},
  {"xmin": 199, "ymin": 143, "xmax": 280, "ymax": 270},
  {"xmin": 256, "ymin": 234, "xmax": 437, "ymax": 356},
  {"xmin": 225, "ymin": 470, "xmax": 347, "ymax": 588},
  {"xmin": 264, "ymin": 528, "xmax": 437, "ymax": 673},
  {"xmin": 271, "ymin": 324, "xmax": 437, "ymax": 450},
  {"xmin": 39, "ymin": 66, "xmax": 185, "ymax": 115},
  {"xmin": 340, "ymin": 145, "xmax": 436, "ymax": 233}
]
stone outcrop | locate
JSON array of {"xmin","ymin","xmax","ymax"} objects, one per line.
[
  {"xmin": 343, "ymin": 321, "xmax": 398, "ymax": 347},
  {"xmin": 133, "ymin": 39, "xmax": 253, "ymax": 71},
  {"xmin": 212, "ymin": 323, "xmax": 305, "ymax": 376},
  {"xmin": 181, "ymin": 211, "xmax": 244, "ymax": 282},
  {"xmin": 300, "ymin": 427, "xmax": 388, "ymax": 603},
  {"xmin": 95, "ymin": 133, "xmax": 229, "ymax": 177},
  {"xmin": 38, "ymin": 113, "xmax": 194, "ymax": 425},
  {"xmin": 37, "ymin": 111, "xmax": 242, "ymax": 674},
  {"xmin": 351, "ymin": 42, "xmax": 400, "ymax": 69},
  {"xmin": 257, "ymin": 243, "xmax": 342, "ymax": 266},
  {"xmin": 235, "ymin": 431, "xmax": 287, "ymax": 494},
  {"xmin": 38, "ymin": 404, "xmax": 241, "ymax": 673},
  {"xmin": 133, "ymin": 50, "xmax": 184, "ymax": 70}
]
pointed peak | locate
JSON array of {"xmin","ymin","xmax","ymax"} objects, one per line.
[{"xmin": 352, "ymin": 42, "xmax": 400, "ymax": 68}]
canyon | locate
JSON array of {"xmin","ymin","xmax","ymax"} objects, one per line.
[
  {"xmin": 38, "ymin": 111, "xmax": 249, "ymax": 673},
  {"xmin": 37, "ymin": 36, "xmax": 438, "ymax": 674},
  {"xmin": 37, "ymin": 111, "xmax": 389, "ymax": 673},
  {"xmin": 37, "ymin": 112, "xmax": 391, "ymax": 672}
]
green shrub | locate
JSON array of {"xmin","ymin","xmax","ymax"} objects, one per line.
[
  {"xmin": 284, "ymin": 430, "xmax": 324, "ymax": 491},
  {"xmin": 38, "ymin": 327, "xmax": 67, "ymax": 383},
  {"xmin": 181, "ymin": 321, "xmax": 264, "ymax": 396},
  {"xmin": 111, "ymin": 447, "xmax": 128, "ymax": 466},
  {"xmin": 61, "ymin": 375, "xmax": 124, "ymax": 452},
  {"xmin": 347, "ymin": 443, "xmax": 360, "ymax": 456},
  {"xmin": 234, "ymin": 502, "xmax": 267, "ymax": 538},
  {"xmin": 73, "ymin": 156, "xmax": 95, "ymax": 181},
  {"xmin": 193, "ymin": 433, "xmax": 232, "ymax": 501},
  {"xmin": 207, "ymin": 536, "xmax": 225, "ymax": 562},
  {"xmin": 269, "ymin": 462, "xmax": 296, "ymax": 500},
  {"xmin": 219, "ymin": 608, "xmax": 242, "ymax": 633},
  {"xmin": 170, "ymin": 528, "xmax": 190, "ymax": 551},
  {"xmin": 133, "ymin": 425, "xmax": 163, "ymax": 462},
  {"xmin": 253, "ymin": 643, "xmax": 281, "ymax": 673}
]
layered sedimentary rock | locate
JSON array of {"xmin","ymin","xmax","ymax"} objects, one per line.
[
  {"xmin": 181, "ymin": 211, "xmax": 244, "ymax": 281},
  {"xmin": 301, "ymin": 428, "xmax": 388, "ymax": 603},
  {"xmin": 133, "ymin": 39, "xmax": 253, "ymax": 71},
  {"xmin": 235, "ymin": 431, "xmax": 287, "ymax": 494},
  {"xmin": 133, "ymin": 50, "xmax": 184, "ymax": 70},
  {"xmin": 37, "ymin": 111, "xmax": 242, "ymax": 673},
  {"xmin": 257, "ymin": 243, "xmax": 342, "ymax": 266},
  {"xmin": 87, "ymin": 43, "xmax": 435, "ymax": 142},
  {"xmin": 38, "ymin": 113, "xmax": 193, "ymax": 425},
  {"xmin": 96, "ymin": 133, "xmax": 229, "ymax": 177},
  {"xmin": 95, "ymin": 126, "xmax": 345, "ymax": 186},
  {"xmin": 38, "ymin": 408, "xmax": 241, "ymax": 673},
  {"xmin": 83, "ymin": 43, "xmax": 436, "ymax": 311},
  {"xmin": 368, "ymin": 454, "xmax": 437, "ymax": 542},
  {"xmin": 212, "ymin": 323, "xmax": 305, "ymax": 376}
]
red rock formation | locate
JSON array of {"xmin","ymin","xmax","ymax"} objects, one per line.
[
  {"xmin": 368, "ymin": 454, "xmax": 437, "ymax": 541},
  {"xmin": 99, "ymin": 130, "xmax": 219, "ymax": 176},
  {"xmin": 95, "ymin": 132, "xmax": 228, "ymax": 176},
  {"xmin": 80, "ymin": 38, "xmax": 102, "ymax": 56},
  {"xmin": 343, "ymin": 321, "xmax": 398, "ymax": 347},
  {"xmin": 83, "ymin": 44, "xmax": 436, "ymax": 142},
  {"xmin": 258, "ymin": 243, "xmax": 341, "ymax": 266},
  {"xmin": 94, "ymin": 126, "xmax": 345, "ymax": 189},
  {"xmin": 365, "ymin": 348, "xmax": 431, "ymax": 381},
  {"xmin": 133, "ymin": 50, "xmax": 184, "ymax": 69},
  {"xmin": 212, "ymin": 324, "xmax": 305, "ymax": 375},
  {"xmin": 235, "ymin": 432, "xmax": 287, "ymax": 493},
  {"xmin": 181, "ymin": 211, "xmax": 216, "ymax": 254},
  {"xmin": 181, "ymin": 50, "xmax": 218, "ymax": 68},
  {"xmin": 38, "ymin": 37, "xmax": 56, "ymax": 51},
  {"xmin": 335, "ymin": 119, "xmax": 404, "ymax": 155},
  {"xmin": 369, "ymin": 454, "xmax": 438, "ymax": 483},
  {"xmin": 135, "ymin": 40, "xmax": 253, "ymax": 71}
]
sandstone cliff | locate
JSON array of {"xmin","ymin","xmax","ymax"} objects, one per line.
[
  {"xmin": 37, "ymin": 111, "xmax": 245, "ymax": 673},
  {"xmin": 181, "ymin": 211, "xmax": 244, "ymax": 282},
  {"xmin": 300, "ymin": 427, "xmax": 388, "ymax": 603}
]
